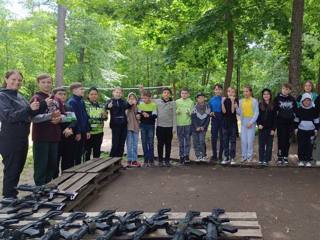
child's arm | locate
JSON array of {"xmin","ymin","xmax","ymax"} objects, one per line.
[
  {"xmin": 249, "ymin": 98, "xmax": 259, "ymax": 124},
  {"xmin": 221, "ymin": 98, "xmax": 227, "ymax": 114},
  {"xmin": 293, "ymin": 109, "xmax": 300, "ymax": 132},
  {"xmin": 236, "ymin": 99, "xmax": 242, "ymax": 116}
]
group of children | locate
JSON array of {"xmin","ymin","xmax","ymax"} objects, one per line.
[
  {"xmin": 1, "ymin": 69, "xmax": 319, "ymax": 199},
  {"xmin": 106, "ymin": 81, "xmax": 320, "ymax": 168}
]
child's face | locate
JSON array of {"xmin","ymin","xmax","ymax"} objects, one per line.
[
  {"xmin": 197, "ymin": 96, "xmax": 205, "ymax": 104},
  {"xmin": 180, "ymin": 91, "xmax": 189, "ymax": 99},
  {"xmin": 88, "ymin": 90, "xmax": 99, "ymax": 102},
  {"xmin": 73, "ymin": 87, "xmax": 85, "ymax": 97},
  {"xmin": 55, "ymin": 91, "xmax": 67, "ymax": 102},
  {"xmin": 5, "ymin": 73, "xmax": 22, "ymax": 90},
  {"xmin": 113, "ymin": 89, "xmax": 122, "ymax": 99},
  {"xmin": 227, "ymin": 88, "xmax": 235, "ymax": 98},
  {"xmin": 214, "ymin": 86, "xmax": 223, "ymax": 96},
  {"xmin": 38, "ymin": 78, "xmax": 52, "ymax": 93},
  {"xmin": 162, "ymin": 90, "xmax": 171, "ymax": 99},
  {"xmin": 129, "ymin": 95, "xmax": 137, "ymax": 104},
  {"xmin": 281, "ymin": 87, "xmax": 291, "ymax": 96},
  {"xmin": 142, "ymin": 95, "xmax": 151, "ymax": 103},
  {"xmin": 302, "ymin": 98, "xmax": 311, "ymax": 107},
  {"xmin": 262, "ymin": 91, "xmax": 271, "ymax": 102},
  {"xmin": 243, "ymin": 88, "xmax": 252, "ymax": 98},
  {"xmin": 304, "ymin": 82, "xmax": 312, "ymax": 93}
]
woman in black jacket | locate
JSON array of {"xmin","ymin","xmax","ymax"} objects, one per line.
[
  {"xmin": 0, "ymin": 70, "xmax": 40, "ymax": 198},
  {"xmin": 257, "ymin": 88, "xmax": 276, "ymax": 166}
]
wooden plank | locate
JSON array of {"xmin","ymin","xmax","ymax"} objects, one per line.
[
  {"xmin": 71, "ymin": 159, "xmax": 108, "ymax": 173},
  {"xmin": 57, "ymin": 172, "xmax": 87, "ymax": 191},
  {"xmin": 63, "ymin": 158, "xmax": 107, "ymax": 173},
  {"xmin": 48, "ymin": 172, "xmax": 75, "ymax": 186},
  {"xmin": 87, "ymin": 157, "xmax": 122, "ymax": 173},
  {"xmin": 0, "ymin": 212, "xmax": 258, "ymax": 221},
  {"xmin": 94, "ymin": 164, "xmax": 121, "ymax": 184},
  {"xmin": 63, "ymin": 173, "xmax": 98, "ymax": 192}
]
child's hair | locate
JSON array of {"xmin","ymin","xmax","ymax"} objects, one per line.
[
  {"xmin": 53, "ymin": 87, "xmax": 66, "ymax": 95},
  {"xmin": 36, "ymin": 73, "xmax": 51, "ymax": 83},
  {"xmin": 3, "ymin": 70, "xmax": 23, "ymax": 87},
  {"xmin": 303, "ymin": 80, "xmax": 314, "ymax": 91},
  {"xmin": 180, "ymin": 87, "xmax": 189, "ymax": 93},
  {"xmin": 88, "ymin": 87, "xmax": 98, "ymax": 94},
  {"xmin": 142, "ymin": 90, "xmax": 152, "ymax": 98},
  {"xmin": 162, "ymin": 87, "xmax": 172, "ymax": 94},
  {"xmin": 243, "ymin": 85, "xmax": 253, "ymax": 97},
  {"xmin": 113, "ymin": 86, "xmax": 123, "ymax": 93},
  {"xmin": 227, "ymin": 86, "xmax": 236, "ymax": 93},
  {"xmin": 70, "ymin": 82, "xmax": 83, "ymax": 91},
  {"xmin": 282, "ymin": 83, "xmax": 292, "ymax": 90},
  {"xmin": 259, "ymin": 88, "xmax": 273, "ymax": 111},
  {"xmin": 214, "ymin": 83, "xmax": 223, "ymax": 89}
]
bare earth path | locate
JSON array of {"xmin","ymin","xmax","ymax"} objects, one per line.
[{"xmin": 83, "ymin": 165, "xmax": 320, "ymax": 240}]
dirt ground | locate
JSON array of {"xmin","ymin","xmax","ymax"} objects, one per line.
[{"xmin": 83, "ymin": 165, "xmax": 320, "ymax": 240}]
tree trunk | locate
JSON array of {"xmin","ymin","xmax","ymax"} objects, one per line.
[
  {"xmin": 317, "ymin": 62, "xmax": 320, "ymax": 92},
  {"xmin": 288, "ymin": 0, "xmax": 304, "ymax": 97},
  {"xmin": 55, "ymin": 4, "xmax": 67, "ymax": 87},
  {"xmin": 79, "ymin": 47, "xmax": 85, "ymax": 82},
  {"xmin": 224, "ymin": 30, "xmax": 234, "ymax": 92}
]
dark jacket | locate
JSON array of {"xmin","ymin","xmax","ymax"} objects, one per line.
[
  {"xmin": 0, "ymin": 89, "xmax": 36, "ymax": 153},
  {"xmin": 274, "ymin": 93, "xmax": 297, "ymax": 125},
  {"xmin": 67, "ymin": 95, "xmax": 90, "ymax": 135},
  {"xmin": 31, "ymin": 92, "xmax": 63, "ymax": 142},
  {"xmin": 105, "ymin": 98, "xmax": 131, "ymax": 128},
  {"xmin": 191, "ymin": 103, "xmax": 211, "ymax": 132},
  {"xmin": 294, "ymin": 106, "xmax": 319, "ymax": 131},
  {"xmin": 257, "ymin": 102, "xmax": 277, "ymax": 130}
]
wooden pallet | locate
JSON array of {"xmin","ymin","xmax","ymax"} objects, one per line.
[
  {"xmin": 0, "ymin": 211, "xmax": 262, "ymax": 239},
  {"xmin": 0, "ymin": 157, "xmax": 122, "ymax": 214}
]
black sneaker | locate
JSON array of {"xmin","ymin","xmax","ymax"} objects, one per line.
[
  {"xmin": 185, "ymin": 155, "xmax": 190, "ymax": 164},
  {"xmin": 210, "ymin": 156, "xmax": 218, "ymax": 162},
  {"xmin": 165, "ymin": 160, "xmax": 171, "ymax": 167},
  {"xmin": 283, "ymin": 157, "xmax": 289, "ymax": 166}
]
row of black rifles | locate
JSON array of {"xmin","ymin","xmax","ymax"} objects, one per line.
[{"xmin": 0, "ymin": 208, "xmax": 238, "ymax": 240}]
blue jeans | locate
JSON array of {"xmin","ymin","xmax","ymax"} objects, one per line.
[
  {"xmin": 177, "ymin": 125, "xmax": 192, "ymax": 158},
  {"xmin": 211, "ymin": 112, "xmax": 224, "ymax": 159},
  {"xmin": 192, "ymin": 131, "xmax": 207, "ymax": 158},
  {"xmin": 223, "ymin": 123, "xmax": 237, "ymax": 159},
  {"xmin": 140, "ymin": 124, "xmax": 155, "ymax": 163},
  {"xmin": 126, "ymin": 130, "xmax": 138, "ymax": 162}
]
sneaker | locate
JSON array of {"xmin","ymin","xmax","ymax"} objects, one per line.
[
  {"xmin": 241, "ymin": 158, "xmax": 247, "ymax": 163},
  {"xmin": 298, "ymin": 161, "xmax": 305, "ymax": 167},
  {"xmin": 195, "ymin": 157, "xmax": 201, "ymax": 162},
  {"xmin": 247, "ymin": 158, "xmax": 253, "ymax": 163},
  {"xmin": 127, "ymin": 162, "xmax": 133, "ymax": 167},
  {"xmin": 132, "ymin": 161, "xmax": 142, "ymax": 167},
  {"xmin": 230, "ymin": 159, "xmax": 236, "ymax": 165},
  {"xmin": 185, "ymin": 156, "xmax": 191, "ymax": 164},
  {"xmin": 277, "ymin": 160, "xmax": 283, "ymax": 166},
  {"xmin": 283, "ymin": 158, "xmax": 289, "ymax": 166},
  {"xmin": 258, "ymin": 161, "xmax": 263, "ymax": 166},
  {"xmin": 263, "ymin": 161, "xmax": 268, "ymax": 166},
  {"xmin": 221, "ymin": 159, "xmax": 228, "ymax": 165},
  {"xmin": 210, "ymin": 156, "xmax": 218, "ymax": 162},
  {"xmin": 165, "ymin": 161, "xmax": 171, "ymax": 167},
  {"xmin": 149, "ymin": 162, "xmax": 155, "ymax": 167},
  {"xmin": 305, "ymin": 162, "xmax": 312, "ymax": 167}
]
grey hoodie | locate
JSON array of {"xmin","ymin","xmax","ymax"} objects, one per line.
[{"xmin": 155, "ymin": 98, "xmax": 176, "ymax": 128}]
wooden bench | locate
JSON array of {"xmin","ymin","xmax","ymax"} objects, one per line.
[{"xmin": 0, "ymin": 211, "xmax": 262, "ymax": 239}]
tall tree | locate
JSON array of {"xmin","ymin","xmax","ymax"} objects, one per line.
[
  {"xmin": 288, "ymin": 0, "xmax": 305, "ymax": 96},
  {"xmin": 55, "ymin": 4, "xmax": 67, "ymax": 87}
]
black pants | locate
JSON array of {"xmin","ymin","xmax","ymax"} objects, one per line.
[
  {"xmin": 277, "ymin": 124, "xmax": 292, "ymax": 158},
  {"xmin": 258, "ymin": 129, "xmax": 274, "ymax": 163},
  {"xmin": 110, "ymin": 126, "xmax": 127, "ymax": 157},
  {"xmin": 156, "ymin": 126, "xmax": 173, "ymax": 161},
  {"xmin": 1, "ymin": 144, "xmax": 28, "ymax": 198},
  {"xmin": 85, "ymin": 133, "xmax": 104, "ymax": 161},
  {"xmin": 55, "ymin": 136, "xmax": 75, "ymax": 176},
  {"xmin": 297, "ymin": 130, "xmax": 315, "ymax": 162}
]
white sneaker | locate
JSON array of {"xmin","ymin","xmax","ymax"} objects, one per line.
[
  {"xmin": 201, "ymin": 157, "xmax": 208, "ymax": 162},
  {"xmin": 298, "ymin": 161, "xmax": 305, "ymax": 167},
  {"xmin": 195, "ymin": 157, "xmax": 201, "ymax": 162},
  {"xmin": 221, "ymin": 159, "xmax": 228, "ymax": 165},
  {"xmin": 230, "ymin": 159, "xmax": 236, "ymax": 165},
  {"xmin": 305, "ymin": 162, "xmax": 312, "ymax": 167}
]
